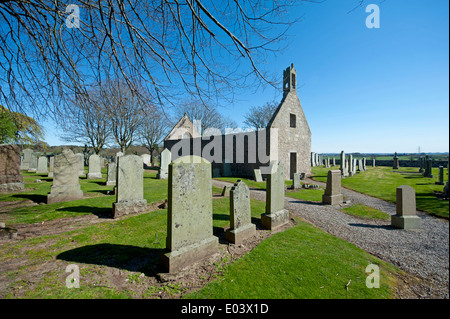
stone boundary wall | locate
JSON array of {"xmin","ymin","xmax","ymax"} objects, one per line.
[{"xmin": 330, "ymin": 159, "xmax": 448, "ymax": 168}]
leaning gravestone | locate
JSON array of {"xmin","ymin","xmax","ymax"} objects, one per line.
[
  {"xmin": 47, "ymin": 149, "xmax": 83, "ymax": 203},
  {"xmin": 74, "ymin": 153, "xmax": 85, "ymax": 176},
  {"xmin": 322, "ymin": 170, "xmax": 343, "ymax": 205},
  {"xmin": 226, "ymin": 180, "xmax": 256, "ymax": 244},
  {"xmin": 161, "ymin": 156, "xmax": 218, "ymax": 273},
  {"xmin": 254, "ymin": 168, "xmax": 263, "ymax": 182},
  {"xmin": 157, "ymin": 149, "xmax": 171, "ymax": 179},
  {"xmin": 87, "ymin": 154, "xmax": 102, "ymax": 179},
  {"xmin": 112, "ymin": 155, "xmax": 147, "ymax": 218},
  {"xmin": 261, "ymin": 161, "xmax": 289, "ymax": 231},
  {"xmin": 391, "ymin": 185, "xmax": 421, "ymax": 229},
  {"xmin": 36, "ymin": 156, "xmax": 48, "ymax": 174},
  {"xmin": 0, "ymin": 144, "xmax": 25, "ymax": 192},
  {"xmin": 106, "ymin": 162, "xmax": 117, "ymax": 186}
]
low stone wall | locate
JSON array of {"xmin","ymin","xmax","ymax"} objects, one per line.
[{"xmin": 327, "ymin": 159, "xmax": 448, "ymax": 168}]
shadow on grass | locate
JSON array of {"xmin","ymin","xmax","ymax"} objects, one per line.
[
  {"xmin": 11, "ymin": 193, "xmax": 47, "ymax": 203},
  {"xmin": 57, "ymin": 243, "xmax": 164, "ymax": 276},
  {"xmin": 287, "ymin": 199, "xmax": 324, "ymax": 206},
  {"xmin": 56, "ymin": 205, "xmax": 112, "ymax": 218}
]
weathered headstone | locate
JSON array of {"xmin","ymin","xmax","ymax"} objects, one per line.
[
  {"xmin": 393, "ymin": 152, "xmax": 399, "ymax": 169},
  {"xmin": 292, "ymin": 172, "xmax": 301, "ymax": 189},
  {"xmin": 372, "ymin": 159, "xmax": 376, "ymax": 168},
  {"xmin": 48, "ymin": 156, "xmax": 54, "ymax": 177},
  {"xmin": 112, "ymin": 155, "xmax": 148, "ymax": 218},
  {"xmin": 362, "ymin": 157, "xmax": 367, "ymax": 171},
  {"xmin": 423, "ymin": 157, "xmax": 433, "ymax": 178},
  {"xmin": 261, "ymin": 161, "xmax": 289, "ymax": 230},
  {"xmin": 357, "ymin": 159, "xmax": 362, "ymax": 172},
  {"xmin": 332, "ymin": 157, "xmax": 336, "ymax": 167},
  {"xmin": 311, "ymin": 152, "xmax": 316, "ymax": 167},
  {"xmin": 435, "ymin": 166, "xmax": 444, "ymax": 185},
  {"xmin": 226, "ymin": 180, "xmax": 256, "ymax": 244},
  {"xmin": 352, "ymin": 158, "xmax": 357, "ymax": 175},
  {"xmin": 141, "ymin": 154, "xmax": 151, "ymax": 168},
  {"xmin": 0, "ymin": 145, "xmax": 25, "ymax": 192},
  {"xmin": 391, "ymin": 185, "xmax": 421, "ymax": 229},
  {"xmin": 254, "ymin": 168, "xmax": 263, "ymax": 182},
  {"xmin": 75, "ymin": 153, "xmax": 85, "ymax": 176},
  {"xmin": 348, "ymin": 155, "xmax": 353, "ymax": 176},
  {"xmin": 161, "ymin": 156, "xmax": 218, "ymax": 273},
  {"xmin": 106, "ymin": 162, "xmax": 117, "ymax": 186},
  {"xmin": 36, "ymin": 156, "xmax": 48, "ymax": 174},
  {"xmin": 20, "ymin": 148, "xmax": 33, "ymax": 170},
  {"xmin": 322, "ymin": 170, "xmax": 343, "ymax": 205},
  {"xmin": 87, "ymin": 154, "xmax": 102, "ymax": 179},
  {"xmin": 157, "ymin": 149, "xmax": 171, "ymax": 179},
  {"xmin": 27, "ymin": 154, "xmax": 38, "ymax": 172},
  {"xmin": 47, "ymin": 149, "xmax": 83, "ymax": 203}
]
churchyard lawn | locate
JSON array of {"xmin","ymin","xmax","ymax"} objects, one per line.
[
  {"xmin": 310, "ymin": 166, "xmax": 449, "ymax": 219},
  {"xmin": 0, "ymin": 168, "xmax": 404, "ymax": 299}
]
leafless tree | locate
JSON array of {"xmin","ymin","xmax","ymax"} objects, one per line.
[
  {"xmin": 0, "ymin": 0, "xmax": 299, "ymax": 120},
  {"xmin": 59, "ymin": 89, "xmax": 112, "ymax": 154},
  {"xmin": 243, "ymin": 100, "xmax": 278, "ymax": 130},
  {"xmin": 137, "ymin": 105, "xmax": 172, "ymax": 163}
]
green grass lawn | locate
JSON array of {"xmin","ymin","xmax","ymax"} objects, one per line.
[
  {"xmin": 0, "ymin": 169, "xmax": 403, "ymax": 299},
  {"xmin": 311, "ymin": 166, "xmax": 449, "ymax": 219},
  {"xmin": 186, "ymin": 218, "xmax": 400, "ymax": 299},
  {"xmin": 341, "ymin": 204, "xmax": 390, "ymax": 220}
]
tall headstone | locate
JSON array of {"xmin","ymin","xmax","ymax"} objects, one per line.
[
  {"xmin": 112, "ymin": 155, "xmax": 147, "ymax": 218},
  {"xmin": 332, "ymin": 157, "xmax": 336, "ymax": 167},
  {"xmin": 48, "ymin": 156, "xmax": 54, "ymax": 177},
  {"xmin": 20, "ymin": 148, "xmax": 33, "ymax": 170},
  {"xmin": 225, "ymin": 180, "xmax": 256, "ymax": 244},
  {"xmin": 47, "ymin": 149, "xmax": 83, "ymax": 203},
  {"xmin": 158, "ymin": 149, "xmax": 171, "ymax": 179},
  {"xmin": 357, "ymin": 159, "xmax": 362, "ymax": 172},
  {"xmin": 311, "ymin": 152, "xmax": 315, "ymax": 167},
  {"xmin": 253, "ymin": 168, "xmax": 263, "ymax": 182},
  {"xmin": 352, "ymin": 158, "xmax": 357, "ymax": 175},
  {"xmin": 435, "ymin": 166, "xmax": 444, "ymax": 185},
  {"xmin": 0, "ymin": 145, "xmax": 25, "ymax": 192},
  {"xmin": 372, "ymin": 159, "xmax": 376, "ymax": 168},
  {"xmin": 36, "ymin": 156, "xmax": 48, "ymax": 174},
  {"xmin": 393, "ymin": 152, "xmax": 399, "ymax": 169},
  {"xmin": 391, "ymin": 185, "xmax": 421, "ymax": 229},
  {"xmin": 423, "ymin": 157, "xmax": 433, "ymax": 178},
  {"xmin": 348, "ymin": 155, "xmax": 353, "ymax": 176},
  {"xmin": 292, "ymin": 172, "xmax": 301, "ymax": 189},
  {"xmin": 106, "ymin": 162, "xmax": 117, "ymax": 186},
  {"xmin": 161, "ymin": 156, "xmax": 218, "ymax": 273},
  {"xmin": 75, "ymin": 153, "xmax": 85, "ymax": 176},
  {"xmin": 261, "ymin": 161, "xmax": 289, "ymax": 231},
  {"xmin": 362, "ymin": 157, "xmax": 367, "ymax": 171},
  {"xmin": 340, "ymin": 151, "xmax": 347, "ymax": 177},
  {"xmin": 322, "ymin": 170, "xmax": 343, "ymax": 205},
  {"xmin": 87, "ymin": 154, "xmax": 102, "ymax": 179}
]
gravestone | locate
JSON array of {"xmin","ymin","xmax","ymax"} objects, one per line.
[
  {"xmin": 106, "ymin": 162, "xmax": 117, "ymax": 186},
  {"xmin": 142, "ymin": 154, "xmax": 151, "ymax": 168},
  {"xmin": 47, "ymin": 149, "xmax": 83, "ymax": 203},
  {"xmin": 221, "ymin": 185, "xmax": 231, "ymax": 197},
  {"xmin": 423, "ymin": 157, "xmax": 433, "ymax": 178},
  {"xmin": 311, "ymin": 152, "xmax": 315, "ymax": 167},
  {"xmin": 372, "ymin": 159, "xmax": 376, "ymax": 168},
  {"xmin": 393, "ymin": 152, "xmax": 399, "ymax": 169},
  {"xmin": 357, "ymin": 159, "xmax": 362, "ymax": 172},
  {"xmin": 261, "ymin": 161, "xmax": 289, "ymax": 231},
  {"xmin": 322, "ymin": 170, "xmax": 343, "ymax": 205},
  {"xmin": 352, "ymin": 158, "xmax": 356, "ymax": 175},
  {"xmin": 0, "ymin": 144, "xmax": 25, "ymax": 192},
  {"xmin": 74, "ymin": 153, "xmax": 85, "ymax": 176},
  {"xmin": 27, "ymin": 154, "xmax": 37, "ymax": 172},
  {"xmin": 48, "ymin": 156, "xmax": 54, "ymax": 177},
  {"xmin": 348, "ymin": 155, "xmax": 353, "ymax": 176},
  {"xmin": 332, "ymin": 157, "xmax": 336, "ymax": 167},
  {"xmin": 362, "ymin": 158, "xmax": 367, "ymax": 171},
  {"xmin": 161, "ymin": 156, "xmax": 218, "ymax": 273},
  {"xmin": 340, "ymin": 151, "xmax": 347, "ymax": 177},
  {"xmin": 226, "ymin": 180, "xmax": 256, "ymax": 244},
  {"xmin": 435, "ymin": 166, "xmax": 444, "ymax": 185},
  {"xmin": 443, "ymin": 158, "xmax": 449, "ymax": 196},
  {"xmin": 112, "ymin": 155, "xmax": 148, "ymax": 218},
  {"xmin": 87, "ymin": 154, "xmax": 102, "ymax": 179},
  {"xmin": 157, "ymin": 149, "xmax": 171, "ymax": 179},
  {"xmin": 292, "ymin": 172, "xmax": 301, "ymax": 189},
  {"xmin": 36, "ymin": 156, "xmax": 48, "ymax": 174},
  {"xmin": 254, "ymin": 168, "xmax": 263, "ymax": 182},
  {"xmin": 20, "ymin": 148, "xmax": 33, "ymax": 170},
  {"xmin": 391, "ymin": 185, "xmax": 421, "ymax": 229}
]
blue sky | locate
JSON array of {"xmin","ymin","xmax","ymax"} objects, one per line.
[{"xmin": 45, "ymin": 0, "xmax": 449, "ymax": 153}]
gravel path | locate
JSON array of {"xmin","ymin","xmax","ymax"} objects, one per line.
[{"xmin": 212, "ymin": 179, "xmax": 449, "ymax": 299}]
